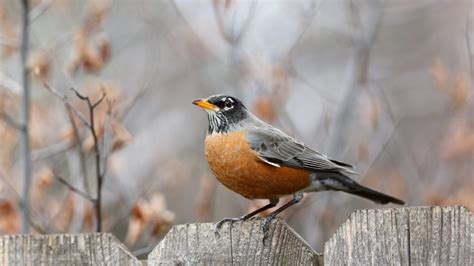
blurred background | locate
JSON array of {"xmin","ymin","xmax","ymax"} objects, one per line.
[{"xmin": 0, "ymin": 0, "xmax": 473, "ymax": 255}]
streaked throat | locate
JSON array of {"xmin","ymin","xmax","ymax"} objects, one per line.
[{"xmin": 207, "ymin": 112, "xmax": 229, "ymax": 134}]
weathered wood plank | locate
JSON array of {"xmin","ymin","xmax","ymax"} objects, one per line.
[
  {"xmin": 148, "ymin": 218, "xmax": 323, "ymax": 265},
  {"xmin": 0, "ymin": 233, "xmax": 141, "ymax": 265},
  {"xmin": 324, "ymin": 205, "xmax": 474, "ymax": 265}
]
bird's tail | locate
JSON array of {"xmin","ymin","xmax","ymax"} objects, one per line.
[
  {"xmin": 320, "ymin": 173, "xmax": 405, "ymax": 205},
  {"xmin": 344, "ymin": 182, "xmax": 405, "ymax": 205}
]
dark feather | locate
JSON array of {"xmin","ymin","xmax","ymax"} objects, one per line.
[{"xmin": 247, "ymin": 127, "xmax": 356, "ymax": 174}]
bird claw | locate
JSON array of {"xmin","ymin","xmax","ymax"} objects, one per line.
[
  {"xmin": 213, "ymin": 215, "xmax": 276, "ymax": 244},
  {"xmin": 213, "ymin": 217, "xmax": 244, "ymax": 237},
  {"xmin": 261, "ymin": 215, "xmax": 276, "ymax": 244}
]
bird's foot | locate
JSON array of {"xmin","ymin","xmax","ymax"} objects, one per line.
[
  {"xmin": 261, "ymin": 214, "xmax": 277, "ymax": 244},
  {"xmin": 213, "ymin": 217, "xmax": 245, "ymax": 237}
]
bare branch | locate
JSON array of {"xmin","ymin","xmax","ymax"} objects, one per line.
[
  {"xmin": 211, "ymin": 0, "xmax": 258, "ymax": 46},
  {"xmin": 31, "ymin": 140, "xmax": 75, "ymax": 161},
  {"xmin": 0, "ymin": 112, "xmax": 23, "ymax": 130},
  {"xmin": 0, "ymin": 36, "xmax": 19, "ymax": 47},
  {"xmin": 19, "ymin": 0, "xmax": 32, "ymax": 234},
  {"xmin": 29, "ymin": 0, "xmax": 55, "ymax": 21},
  {"xmin": 72, "ymin": 89, "xmax": 107, "ymax": 232},
  {"xmin": 467, "ymin": 10, "xmax": 473, "ymax": 82},
  {"xmin": 211, "ymin": 0, "xmax": 234, "ymax": 44},
  {"xmin": 0, "ymin": 72, "xmax": 22, "ymax": 95},
  {"xmin": 29, "ymin": 217, "xmax": 47, "ymax": 234},
  {"xmin": 327, "ymin": 1, "xmax": 384, "ymax": 156},
  {"xmin": 0, "ymin": 0, "xmax": 55, "ymax": 50},
  {"xmin": 70, "ymin": 88, "xmax": 107, "ymax": 110},
  {"xmin": 41, "ymin": 80, "xmax": 91, "ymax": 127},
  {"xmin": 101, "ymin": 100, "xmax": 113, "ymax": 178},
  {"xmin": 233, "ymin": 1, "xmax": 258, "ymax": 44},
  {"xmin": 0, "ymin": 171, "xmax": 48, "ymax": 234},
  {"xmin": 57, "ymin": 176, "xmax": 96, "ymax": 202},
  {"xmin": 286, "ymin": 0, "xmax": 322, "ymax": 58},
  {"xmin": 70, "ymin": 88, "xmax": 89, "ymax": 101},
  {"xmin": 66, "ymin": 106, "xmax": 91, "ymax": 195},
  {"xmin": 170, "ymin": 0, "xmax": 210, "ymax": 56},
  {"xmin": 92, "ymin": 92, "xmax": 106, "ymax": 109}
]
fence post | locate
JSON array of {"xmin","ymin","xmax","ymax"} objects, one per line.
[
  {"xmin": 0, "ymin": 233, "xmax": 141, "ymax": 265},
  {"xmin": 147, "ymin": 218, "xmax": 323, "ymax": 265},
  {"xmin": 324, "ymin": 205, "xmax": 474, "ymax": 265}
]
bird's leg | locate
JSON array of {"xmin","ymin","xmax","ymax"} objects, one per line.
[
  {"xmin": 214, "ymin": 198, "xmax": 279, "ymax": 236},
  {"xmin": 261, "ymin": 192, "xmax": 304, "ymax": 242}
]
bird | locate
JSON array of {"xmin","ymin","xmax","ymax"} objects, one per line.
[{"xmin": 193, "ymin": 94, "xmax": 404, "ymax": 236}]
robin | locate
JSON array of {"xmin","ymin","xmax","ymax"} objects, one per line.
[{"xmin": 193, "ymin": 94, "xmax": 404, "ymax": 235}]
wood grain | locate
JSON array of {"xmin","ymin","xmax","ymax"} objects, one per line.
[
  {"xmin": 324, "ymin": 205, "xmax": 473, "ymax": 265},
  {"xmin": 0, "ymin": 206, "xmax": 470, "ymax": 265},
  {"xmin": 147, "ymin": 218, "xmax": 323, "ymax": 265},
  {"xmin": 0, "ymin": 233, "xmax": 141, "ymax": 265}
]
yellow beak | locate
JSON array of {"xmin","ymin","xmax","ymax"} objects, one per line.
[{"xmin": 192, "ymin": 98, "xmax": 218, "ymax": 111}]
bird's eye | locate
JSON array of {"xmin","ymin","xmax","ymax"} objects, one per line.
[{"xmin": 224, "ymin": 101, "xmax": 233, "ymax": 108}]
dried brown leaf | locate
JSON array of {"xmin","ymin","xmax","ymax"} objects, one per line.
[
  {"xmin": 125, "ymin": 217, "xmax": 144, "ymax": 245},
  {"xmin": 440, "ymin": 122, "xmax": 474, "ymax": 160},
  {"xmin": 355, "ymin": 141, "xmax": 369, "ymax": 162},
  {"xmin": 252, "ymin": 96, "xmax": 277, "ymax": 122},
  {"xmin": 35, "ymin": 166, "xmax": 53, "ymax": 191},
  {"xmin": 430, "ymin": 59, "xmax": 471, "ymax": 110},
  {"xmin": 431, "ymin": 59, "xmax": 449, "ymax": 90},
  {"xmin": 0, "ymin": 7, "xmax": 17, "ymax": 56},
  {"xmin": 28, "ymin": 50, "xmax": 50, "ymax": 80},
  {"xmin": 195, "ymin": 175, "xmax": 216, "ymax": 220},
  {"xmin": 83, "ymin": 0, "xmax": 110, "ymax": 33},
  {"xmin": 82, "ymin": 205, "xmax": 95, "ymax": 232},
  {"xmin": 97, "ymin": 35, "xmax": 111, "ymax": 63},
  {"xmin": 126, "ymin": 194, "xmax": 175, "ymax": 244},
  {"xmin": 111, "ymin": 121, "xmax": 133, "ymax": 151},
  {"xmin": 450, "ymin": 74, "xmax": 470, "ymax": 110},
  {"xmin": 0, "ymin": 200, "xmax": 20, "ymax": 233},
  {"xmin": 54, "ymin": 193, "xmax": 76, "ymax": 231},
  {"xmin": 362, "ymin": 98, "xmax": 379, "ymax": 130}
]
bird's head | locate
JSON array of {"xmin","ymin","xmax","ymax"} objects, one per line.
[{"xmin": 193, "ymin": 95, "xmax": 249, "ymax": 134}]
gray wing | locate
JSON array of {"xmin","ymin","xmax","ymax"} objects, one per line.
[{"xmin": 247, "ymin": 126, "xmax": 356, "ymax": 174}]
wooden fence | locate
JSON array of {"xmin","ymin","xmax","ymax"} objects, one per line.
[{"xmin": 0, "ymin": 206, "xmax": 472, "ymax": 265}]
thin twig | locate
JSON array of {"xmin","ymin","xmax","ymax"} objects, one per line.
[
  {"xmin": 57, "ymin": 176, "xmax": 96, "ymax": 202},
  {"xmin": 0, "ymin": 71, "xmax": 22, "ymax": 95},
  {"xmin": 170, "ymin": 0, "xmax": 210, "ymax": 53},
  {"xmin": 211, "ymin": 0, "xmax": 258, "ymax": 46},
  {"xmin": 467, "ymin": 10, "xmax": 473, "ymax": 83},
  {"xmin": 0, "ymin": 36, "xmax": 18, "ymax": 47},
  {"xmin": 29, "ymin": 0, "xmax": 55, "ymax": 21},
  {"xmin": 327, "ymin": 0, "xmax": 383, "ymax": 155},
  {"xmin": 0, "ymin": 112, "xmax": 23, "ymax": 130},
  {"xmin": 66, "ymin": 107, "xmax": 91, "ymax": 195},
  {"xmin": 211, "ymin": 0, "xmax": 234, "ymax": 44},
  {"xmin": 0, "ymin": 171, "xmax": 48, "ymax": 234},
  {"xmin": 0, "ymin": 0, "xmax": 55, "ymax": 50},
  {"xmin": 232, "ymin": 0, "xmax": 258, "ymax": 45},
  {"xmin": 71, "ymin": 88, "xmax": 107, "ymax": 232},
  {"xmin": 286, "ymin": 0, "xmax": 322, "ymax": 58},
  {"xmin": 90, "ymin": 98, "xmax": 103, "ymax": 232},
  {"xmin": 29, "ymin": 217, "xmax": 47, "ymax": 234},
  {"xmin": 101, "ymin": 100, "xmax": 113, "ymax": 178},
  {"xmin": 19, "ymin": 0, "xmax": 32, "ymax": 234},
  {"xmin": 41, "ymin": 80, "xmax": 91, "ymax": 127},
  {"xmin": 92, "ymin": 92, "xmax": 106, "ymax": 108},
  {"xmin": 31, "ymin": 139, "xmax": 75, "ymax": 161}
]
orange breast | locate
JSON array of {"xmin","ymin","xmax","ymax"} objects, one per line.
[{"xmin": 204, "ymin": 130, "xmax": 311, "ymax": 199}]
